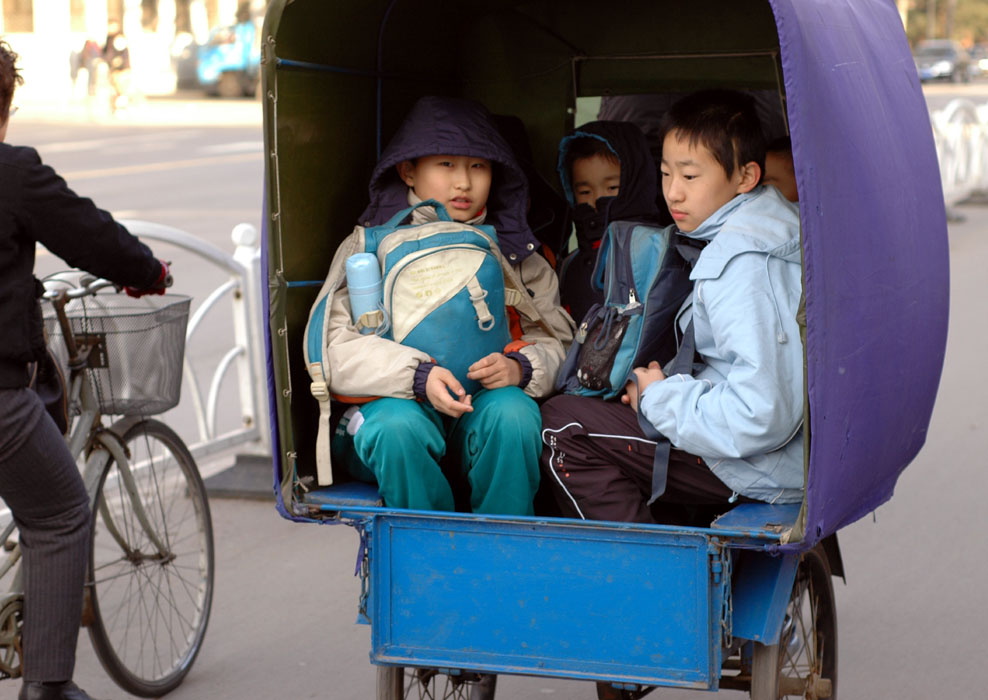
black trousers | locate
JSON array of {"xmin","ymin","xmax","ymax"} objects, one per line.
[
  {"xmin": 539, "ymin": 393, "xmax": 750, "ymax": 525},
  {"xmin": 0, "ymin": 388, "xmax": 89, "ymax": 682}
]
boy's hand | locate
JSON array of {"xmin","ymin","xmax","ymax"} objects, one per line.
[
  {"xmin": 425, "ymin": 366, "xmax": 474, "ymax": 417},
  {"xmin": 467, "ymin": 353, "xmax": 522, "ymax": 389},
  {"xmin": 621, "ymin": 361, "xmax": 666, "ymax": 412}
]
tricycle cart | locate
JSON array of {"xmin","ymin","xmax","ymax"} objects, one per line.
[{"xmin": 259, "ymin": 1, "xmax": 949, "ymax": 698}]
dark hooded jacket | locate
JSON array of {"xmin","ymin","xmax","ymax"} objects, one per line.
[
  {"xmin": 359, "ymin": 96, "xmax": 541, "ymax": 265},
  {"xmin": 556, "ymin": 120, "xmax": 662, "ymax": 322}
]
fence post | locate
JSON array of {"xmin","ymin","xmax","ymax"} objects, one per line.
[
  {"xmin": 119, "ymin": 219, "xmax": 267, "ymax": 465},
  {"xmin": 231, "ymin": 223, "xmax": 271, "ymax": 455},
  {"xmin": 931, "ymin": 98, "xmax": 986, "ymax": 207}
]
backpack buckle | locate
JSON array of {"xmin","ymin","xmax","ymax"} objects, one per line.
[
  {"xmin": 310, "ymin": 381, "xmax": 329, "ymax": 402},
  {"xmin": 355, "ymin": 309, "xmax": 383, "ymax": 332}
]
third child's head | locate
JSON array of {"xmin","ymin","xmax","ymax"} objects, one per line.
[
  {"xmin": 397, "ymin": 155, "xmax": 492, "ymax": 222},
  {"xmin": 564, "ymin": 137, "xmax": 621, "ymax": 210},
  {"xmin": 763, "ymin": 137, "xmax": 798, "ymax": 203},
  {"xmin": 659, "ymin": 90, "xmax": 765, "ymax": 232}
]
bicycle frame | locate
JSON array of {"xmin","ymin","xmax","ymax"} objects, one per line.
[{"xmin": 56, "ymin": 292, "xmax": 174, "ymax": 563}]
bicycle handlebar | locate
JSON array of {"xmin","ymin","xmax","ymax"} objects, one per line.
[
  {"xmin": 41, "ymin": 275, "xmax": 118, "ymax": 301},
  {"xmin": 41, "ymin": 274, "xmax": 121, "ymax": 365}
]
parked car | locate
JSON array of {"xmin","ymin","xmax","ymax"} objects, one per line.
[
  {"xmin": 968, "ymin": 44, "xmax": 988, "ymax": 78},
  {"xmin": 913, "ymin": 39, "xmax": 973, "ymax": 82},
  {"xmin": 196, "ymin": 21, "xmax": 260, "ymax": 97}
]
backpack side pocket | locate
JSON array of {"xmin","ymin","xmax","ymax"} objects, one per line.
[{"xmin": 576, "ymin": 308, "xmax": 630, "ymax": 393}]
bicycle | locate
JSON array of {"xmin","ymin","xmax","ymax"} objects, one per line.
[{"xmin": 0, "ymin": 273, "xmax": 214, "ymax": 697}]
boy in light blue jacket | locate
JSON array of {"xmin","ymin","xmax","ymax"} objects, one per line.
[{"xmin": 540, "ymin": 90, "xmax": 804, "ymax": 524}]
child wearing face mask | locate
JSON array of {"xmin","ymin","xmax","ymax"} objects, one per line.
[{"xmin": 555, "ymin": 121, "xmax": 664, "ymax": 323}]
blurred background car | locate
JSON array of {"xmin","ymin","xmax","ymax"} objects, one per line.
[
  {"xmin": 913, "ymin": 39, "xmax": 974, "ymax": 82},
  {"xmin": 968, "ymin": 44, "xmax": 988, "ymax": 79},
  {"xmin": 196, "ymin": 19, "xmax": 260, "ymax": 97}
]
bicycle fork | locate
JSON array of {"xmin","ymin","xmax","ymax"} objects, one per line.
[{"xmin": 83, "ymin": 423, "xmax": 172, "ymax": 561}]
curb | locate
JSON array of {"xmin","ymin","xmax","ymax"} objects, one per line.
[{"xmin": 17, "ymin": 92, "xmax": 263, "ymax": 128}]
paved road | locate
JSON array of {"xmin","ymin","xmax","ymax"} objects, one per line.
[
  {"xmin": 921, "ymin": 78, "xmax": 988, "ymax": 110},
  {"xmin": 0, "ymin": 90, "xmax": 984, "ymax": 699}
]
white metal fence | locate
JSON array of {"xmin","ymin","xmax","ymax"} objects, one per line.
[
  {"xmin": 931, "ymin": 98, "xmax": 988, "ymax": 206},
  {"xmin": 120, "ymin": 220, "xmax": 270, "ymax": 464}
]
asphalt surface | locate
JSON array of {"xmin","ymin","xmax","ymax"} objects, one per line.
[
  {"xmin": 0, "ymin": 87, "xmax": 984, "ymax": 699},
  {"xmin": 16, "ymin": 90, "xmax": 263, "ymax": 128}
]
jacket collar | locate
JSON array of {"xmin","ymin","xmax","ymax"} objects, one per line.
[
  {"xmin": 406, "ymin": 189, "xmax": 487, "ymax": 227},
  {"xmin": 683, "ymin": 186, "xmax": 801, "ymax": 279}
]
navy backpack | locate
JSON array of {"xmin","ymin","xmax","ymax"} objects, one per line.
[{"xmin": 555, "ymin": 221, "xmax": 698, "ymax": 400}]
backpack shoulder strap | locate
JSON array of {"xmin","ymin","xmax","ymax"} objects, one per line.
[
  {"xmin": 673, "ymin": 234, "xmax": 705, "ymax": 267},
  {"xmin": 500, "ymin": 255, "xmax": 560, "ymax": 340},
  {"xmin": 365, "ymin": 199, "xmax": 453, "ymax": 251},
  {"xmin": 303, "ymin": 227, "xmax": 366, "ymax": 485},
  {"xmin": 308, "ymin": 362, "xmax": 333, "ymax": 486}
]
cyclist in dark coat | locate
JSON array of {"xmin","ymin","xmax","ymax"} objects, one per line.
[{"xmin": 0, "ymin": 40, "xmax": 168, "ymax": 700}]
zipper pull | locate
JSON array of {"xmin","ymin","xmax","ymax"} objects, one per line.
[
  {"xmin": 575, "ymin": 321, "xmax": 589, "ymax": 343},
  {"xmin": 624, "ymin": 288, "xmax": 641, "ymax": 312}
]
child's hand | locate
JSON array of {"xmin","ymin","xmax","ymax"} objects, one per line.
[
  {"xmin": 621, "ymin": 361, "xmax": 666, "ymax": 412},
  {"xmin": 467, "ymin": 353, "xmax": 522, "ymax": 389},
  {"xmin": 425, "ymin": 366, "xmax": 474, "ymax": 417}
]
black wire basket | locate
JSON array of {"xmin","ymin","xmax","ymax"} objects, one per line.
[{"xmin": 44, "ymin": 293, "xmax": 191, "ymax": 416}]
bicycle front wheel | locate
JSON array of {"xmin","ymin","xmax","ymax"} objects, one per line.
[{"xmin": 87, "ymin": 418, "xmax": 214, "ymax": 697}]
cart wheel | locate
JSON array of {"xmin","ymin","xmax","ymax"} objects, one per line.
[
  {"xmin": 596, "ymin": 681, "xmax": 654, "ymax": 699},
  {"xmin": 471, "ymin": 672, "xmax": 497, "ymax": 700},
  {"xmin": 217, "ymin": 72, "xmax": 242, "ymax": 98},
  {"xmin": 376, "ymin": 666, "xmax": 495, "ymax": 699},
  {"xmin": 750, "ymin": 544, "xmax": 837, "ymax": 699}
]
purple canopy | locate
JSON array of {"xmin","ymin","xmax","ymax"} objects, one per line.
[{"xmin": 771, "ymin": 0, "xmax": 949, "ymax": 542}]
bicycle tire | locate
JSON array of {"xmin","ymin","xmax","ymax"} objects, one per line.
[{"xmin": 87, "ymin": 418, "xmax": 214, "ymax": 697}]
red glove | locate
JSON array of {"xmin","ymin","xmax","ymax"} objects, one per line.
[{"xmin": 125, "ymin": 260, "xmax": 171, "ymax": 298}]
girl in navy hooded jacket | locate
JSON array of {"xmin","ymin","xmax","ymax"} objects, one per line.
[{"xmin": 313, "ymin": 97, "xmax": 573, "ymax": 515}]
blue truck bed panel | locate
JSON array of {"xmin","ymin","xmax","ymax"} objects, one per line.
[{"xmin": 367, "ymin": 514, "xmax": 726, "ymax": 689}]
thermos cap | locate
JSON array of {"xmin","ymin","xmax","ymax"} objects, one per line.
[{"xmin": 346, "ymin": 253, "xmax": 382, "ymax": 293}]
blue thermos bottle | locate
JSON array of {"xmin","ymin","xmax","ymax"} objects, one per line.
[{"xmin": 345, "ymin": 253, "xmax": 382, "ymax": 334}]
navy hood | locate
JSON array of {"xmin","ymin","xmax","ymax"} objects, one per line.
[
  {"xmin": 557, "ymin": 120, "xmax": 661, "ymax": 251},
  {"xmin": 359, "ymin": 96, "xmax": 540, "ymax": 262}
]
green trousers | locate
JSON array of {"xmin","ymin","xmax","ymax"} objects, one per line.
[{"xmin": 333, "ymin": 386, "xmax": 541, "ymax": 514}]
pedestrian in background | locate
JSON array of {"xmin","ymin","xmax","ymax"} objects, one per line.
[
  {"xmin": 102, "ymin": 20, "xmax": 130, "ymax": 112},
  {"xmin": 69, "ymin": 39, "xmax": 102, "ymax": 98}
]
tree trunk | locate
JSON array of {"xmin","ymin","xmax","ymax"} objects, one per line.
[
  {"xmin": 945, "ymin": 0, "xmax": 958, "ymax": 38},
  {"xmin": 897, "ymin": 0, "xmax": 909, "ymax": 32}
]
